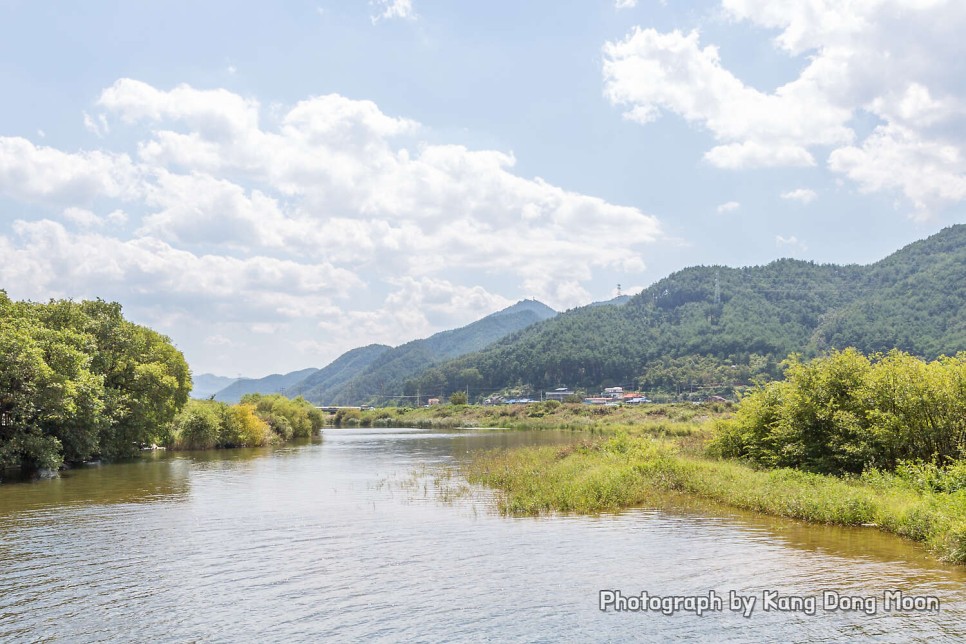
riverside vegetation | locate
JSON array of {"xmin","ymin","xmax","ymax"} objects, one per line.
[
  {"xmin": 167, "ymin": 393, "xmax": 325, "ymax": 449},
  {"xmin": 0, "ymin": 292, "xmax": 326, "ymax": 476},
  {"xmin": 0, "ymin": 293, "xmax": 191, "ymax": 472},
  {"xmin": 456, "ymin": 349, "xmax": 966, "ymax": 564}
]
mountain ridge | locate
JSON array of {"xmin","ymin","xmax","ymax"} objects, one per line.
[{"xmin": 396, "ymin": 225, "xmax": 966, "ymax": 401}]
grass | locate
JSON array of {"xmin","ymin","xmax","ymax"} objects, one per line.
[
  {"xmin": 330, "ymin": 401, "xmax": 729, "ymax": 437},
  {"xmin": 462, "ymin": 432, "xmax": 966, "ymax": 565}
]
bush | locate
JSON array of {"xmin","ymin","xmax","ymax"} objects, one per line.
[
  {"xmin": 712, "ymin": 349, "xmax": 966, "ymax": 474},
  {"xmin": 170, "ymin": 400, "xmax": 221, "ymax": 449}
]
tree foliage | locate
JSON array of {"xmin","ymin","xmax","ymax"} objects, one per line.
[
  {"xmin": 168, "ymin": 394, "xmax": 324, "ymax": 449},
  {"xmin": 0, "ymin": 293, "xmax": 191, "ymax": 472},
  {"xmin": 712, "ymin": 348, "xmax": 966, "ymax": 474}
]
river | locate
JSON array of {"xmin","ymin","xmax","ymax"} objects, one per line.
[{"xmin": 1, "ymin": 427, "xmax": 964, "ymax": 642}]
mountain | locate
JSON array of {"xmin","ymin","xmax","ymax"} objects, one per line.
[
  {"xmin": 298, "ymin": 299, "xmax": 557, "ymax": 405},
  {"xmin": 190, "ymin": 373, "xmax": 240, "ymax": 399},
  {"xmin": 401, "ymin": 225, "xmax": 966, "ymax": 398},
  {"xmin": 282, "ymin": 344, "xmax": 390, "ymax": 400},
  {"xmin": 587, "ymin": 294, "xmax": 632, "ymax": 307},
  {"xmin": 212, "ymin": 368, "xmax": 320, "ymax": 404},
  {"xmin": 811, "ymin": 224, "xmax": 966, "ymax": 357}
]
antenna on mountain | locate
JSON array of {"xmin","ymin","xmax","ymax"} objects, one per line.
[
  {"xmin": 714, "ymin": 270, "xmax": 721, "ymax": 305},
  {"xmin": 617, "ymin": 283, "xmax": 622, "ymax": 297}
]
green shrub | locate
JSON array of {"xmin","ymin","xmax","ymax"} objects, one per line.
[
  {"xmin": 170, "ymin": 400, "xmax": 221, "ymax": 449},
  {"xmin": 712, "ymin": 349, "xmax": 966, "ymax": 475}
]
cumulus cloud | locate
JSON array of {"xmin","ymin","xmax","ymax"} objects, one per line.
[
  {"xmin": 0, "ymin": 79, "xmax": 662, "ymax": 374},
  {"xmin": 716, "ymin": 200, "xmax": 740, "ymax": 213},
  {"xmin": 603, "ymin": 27, "xmax": 851, "ymax": 169},
  {"xmin": 775, "ymin": 234, "xmax": 807, "ymax": 253},
  {"xmin": 603, "ymin": 1, "xmax": 966, "ymax": 216},
  {"xmin": 369, "ymin": 0, "xmax": 416, "ymax": 23},
  {"xmin": 0, "ymin": 136, "xmax": 140, "ymax": 205},
  {"xmin": 615, "ymin": 0, "xmax": 638, "ymax": 8},
  {"xmin": 780, "ymin": 188, "xmax": 818, "ymax": 204}
]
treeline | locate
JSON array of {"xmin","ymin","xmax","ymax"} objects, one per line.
[
  {"xmin": 168, "ymin": 393, "xmax": 325, "ymax": 450},
  {"xmin": 0, "ymin": 293, "xmax": 191, "ymax": 471},
  {"xmin": 712, "ymin": 348, "xmax": 966, "ymax": 475}
]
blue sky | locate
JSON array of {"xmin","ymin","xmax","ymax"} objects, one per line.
[{"xmin": 1, "ymin": 0, "xmax": 963, "ymax": 377}]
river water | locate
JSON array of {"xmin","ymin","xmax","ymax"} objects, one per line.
[{"xmin": 1, "ymin": 427, "xmax": 964, "ymax": 642}]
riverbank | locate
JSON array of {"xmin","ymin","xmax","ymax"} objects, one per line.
[
  {"xmin": 330, "ymin": 401, "xmax": 732, "ymax": 436},
  {"xmin": 462, "ymin": 432, "xmax": 966, "ymax": 564}
]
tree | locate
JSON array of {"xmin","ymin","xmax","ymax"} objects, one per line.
[
  {"xmin": 449, "ymin": 391, "xmax": 467, "ymax": 405},
  {"xmin": 0, "ymin": 293, "xmax": 191, "ymax": 470}
]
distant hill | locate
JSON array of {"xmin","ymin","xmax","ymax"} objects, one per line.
[
  {"xmin": 190, "ymin": 373, "xmax": 240, "ymax": 399},
  {"xmin": 213, "ymin": 368, "xmax": 319, "ymax": 404},
  {"xmin": 282, "ymin": 344, "xmax": 390, "ymax": 400},
  {"xmin": 298, "ymin": 300, "xmax": 557, "ymax": 405},
  {"xmin": 400, "ymin": 225, "xmax": 966, "ymax": 399}
]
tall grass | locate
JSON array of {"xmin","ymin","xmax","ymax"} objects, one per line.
[{"xmin": 464, "ymin": 433, "xmax": 966, "ymax": 564}]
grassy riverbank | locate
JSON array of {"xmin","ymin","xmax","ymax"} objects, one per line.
[
  {"xmin": 331, "ymin": 401, "xmax": 731, "ymax": 436},
  {"xmin": 463, "ymin": 432, "xmax": 966, "ymax": 564}
]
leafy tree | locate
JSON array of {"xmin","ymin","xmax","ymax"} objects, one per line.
[{"xmin": 0, "ymin": 293, "xmax": 191, "ymax": 470}]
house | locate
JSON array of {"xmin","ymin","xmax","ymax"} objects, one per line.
[
  {"xmin": 583, "ymin": 397, "xmax": 611, "ymax": 405},
  {"xmin": 544, "ymin": 387, "xmax": 575, "ymax": 402},
  {"xmin": 427, "ymin": 398, "xmax": 440, "ymax": 406}
]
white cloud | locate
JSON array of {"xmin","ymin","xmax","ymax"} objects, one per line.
[
  {"xmin": 369, "ymin": 0, "xmax": 416, "ymax": 23},
  {"xmin": 780, "ymin": 188, "xmax": 818, "ymax": 204},
  {"xmin": 0, "ymin": 136, "xmax": 140, "ymax": 205},
  {"xmin": 716, "ymin": 200, "xmax": 740, "ymax": 213},
  {"xmin": 83, "ymin": 112, "xmax": 109, "ymax": 137},
  {"xmin": 775, "ymin": 234, "xmax": 808, "ymax": 253},
  {"xmin": 603, "ymin": 2, "xmax": 966, "ymax": 216},
  {"xmin": 828, "ymin": 122, "xmax": 966, "ymax": 219},
  {"xmin": 603, "ymin": 28, "xmax": 852, "ymax": 169},
  {"xmin": 615, "ymin": 0, "xmax": 638, "ymax": 9},
  {"xmin": 62, "ymin": 207, "xmax": 105, "ymax": 228},
  {"xmin": 0, "ymin": 218, "xmax": 360, "ymax": 321},
  {"xmin": 0, "ymin": 79, "xmax": 663, "ymax": 374}
]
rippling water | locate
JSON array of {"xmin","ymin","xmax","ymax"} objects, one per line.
[{"xmin": 1, "ymin": 428, "xmax": 964, "ymax": 642}]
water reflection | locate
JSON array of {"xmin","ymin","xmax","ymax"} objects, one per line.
[{"xmin": 0, "ymin": 427, "xmax": 963, "ymax": 642}]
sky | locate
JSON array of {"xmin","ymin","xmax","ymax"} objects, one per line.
[{"xmin": 1, "ymin": 0, "xmax": 964, "ymax": 378}]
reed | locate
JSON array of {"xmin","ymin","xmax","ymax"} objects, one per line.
[{"xmin": 463, "ymin": 433, "xmax": 966, "ymax": 565}]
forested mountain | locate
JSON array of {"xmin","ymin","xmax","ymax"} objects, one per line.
[
  {"xmin": 281, "ymin": 344, "xmax": 390, "ymax": 400},
  {"xmin": 401, "ymin": 225, "xmax": 966, "ymax": 401},
  {"xmin": 298, "ymin": 300, "xmax": 557, "ymax": 405},
  {"xmin": 587, "ymin": 294, "xmax": 631, "ymax": 307},
  {"xmin": 213, "ymin": 368, "xmax": 319, "ymax": 404},
  {"xmin": 190, "ymin": 374, "xmax": 240, "ymax": 399},
  {"xmin": 811, "ymin": 225, "xmax": 966, "ymax": 357}
]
